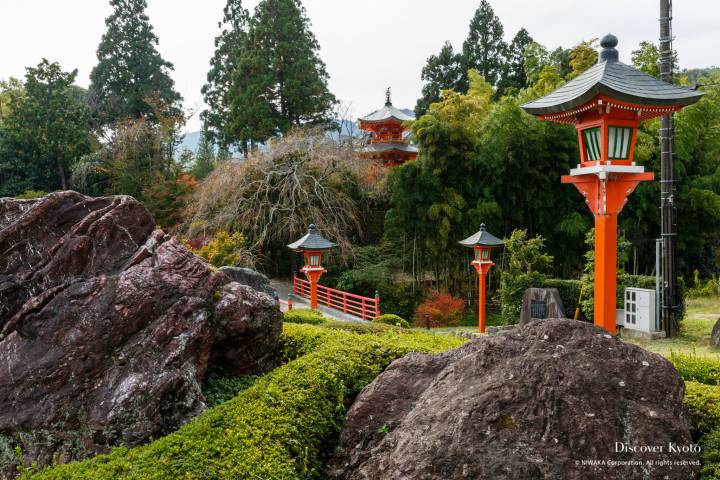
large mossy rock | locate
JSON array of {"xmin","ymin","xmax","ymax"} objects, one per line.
[
  {"xmin": 0, "ymin": 192, "xmax": 282, "ymax": 475},
  {"xmin": 330, "ymin": 319, "xmax": 699, "ymax": 480}
]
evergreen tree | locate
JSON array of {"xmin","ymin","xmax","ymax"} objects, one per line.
[
  {"xmin": 193, "ymin": 125, "xmax": 217, "ymax": 180},
  {"xmin": 415, "ymin": 42, "xmax": 466, "ymax": 116},
  {"xmin": 202, "ymin": 0, "xmax": 250, "ymax": 150},
  {"xmin": 226, "ymin": 0, "xmax": 336, "ymax": 147},
  {"xmin": 498, "ymin": 28, "xmax": 533, "ymax": 94},
  {"xmin": 462, "ymin": 0, "xmax": 507, "ymax": 86},
  {"xmin": 1, "ymin": 60, "xmax": 92, "ymax": 195},
  {"xmin": 89, "ymin": 0, "xmax": 182, "ymax": 125}
]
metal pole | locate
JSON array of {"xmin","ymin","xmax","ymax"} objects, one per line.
[
  {"xmin": 656, "ymin": 238, "xmax": 662, "ymax": 331},
  {"xmin": 660, "ymin": 0, "xmax": 678, "ymax": 336}
]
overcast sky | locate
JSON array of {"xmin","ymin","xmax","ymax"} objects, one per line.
[{"xmin": 1, "ymin": 0, "xmax": 718, "ymax": 133}]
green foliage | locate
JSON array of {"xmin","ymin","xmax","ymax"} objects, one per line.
[
  {"xmin": 202, "ymin": 372, "xmax": 258, "ymax": 408},
  {"xmin": 415, "ymin": 41, "xmax": 467, "ymax": 116},
  {"xmin": 684, "ymin": 381, "xmax": 720, "ymax": 437},
  {"xmin": 462, "ymin": 0, "xmax": 507, "ymax": 87},
  {"xmin": 0, "ymin": 60, "xmax": 92, "ymax": 195},
  {"xmin": 142, "ymin": 173, "xmax": 197, "ymax": 229},
  {"xmin": 14, "ymin": 190, "xmax": 48, "ymax": 200},
  {"xmin": 372, "ymin": 314, "xmax": 410, "ymax": 329},
  {"xmin": 89, "ymin": 0, "xmax": 182, "ymax": 125},
  {"xmin": 283, "ymin": 309, "xmax": 326, "ymax": 325},
  {"xmin": 498, "ymin": 28, "xmax": 534, "ymax": 95},
  {"xmin": 190, "ymin": 231, "xmax": 248, "ymax": 267},
  {"xmin": 192, "ymin": 126, "xmax": 217, "ymax": 180},
  {"xmin": 26, "ymin": 324, "xmax": 465, "ymax": 479},
  {"xmin": 335, "ymin": 246, "xmax": 422, "ymax": 320},
  {"xmin": 504, "ymin": 229, "xmax": 553, "ymax": 277},
  {"xmin": 225, "ymin": 0, "xmax": 336, "ymax": 148},
  {"xmin": 565, "ymin": 39, "xmax": 598, "ymax": 81},
  {"xmin": 671, "ymin": 353, "xmax": 720, "ymax": 386},
  {"xmin": 699, "ymin": 427, "xmax": 720, "ymax": 480},
  {"xmin": 202, "ymin": 0, "xmax": 250, "ymax": 151}
]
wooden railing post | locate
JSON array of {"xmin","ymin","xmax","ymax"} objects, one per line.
[
  {"xmin": 361, "ymin": 297, "xmax": 366, "ymax": 320},
  {"xmin": 375, "ymin": 290, "xmax": 380, "ymax": 318},
  {"xmin": 343, "ymin": 292, "xmax": 348, "ymax": 313},
  {"xmin": 288, "ymin": 298, "xmax": 293, "ymax": 311}
]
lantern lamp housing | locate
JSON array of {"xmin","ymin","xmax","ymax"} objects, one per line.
[
  {"xmin": 287, "ymin": 224, "xmax": 337, "ymax": 271},
  {"xmin": 459, "ymin": 223, "xmax": 503, "ymax": 265}
]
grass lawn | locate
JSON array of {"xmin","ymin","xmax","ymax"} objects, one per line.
[{"xmin": 624, "ymin": 296, "xmax": 720, "ymax": 359}]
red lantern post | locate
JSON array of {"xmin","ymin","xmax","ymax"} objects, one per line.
[
  {"xmin": 522, "ymin": 34, "xmax": 703, "ymax": 334},
  {"xmin": 460, "ymin": 224, "xmax": 504, "ymax": 333},
  {"xmin": 287, "ymin": 225, "xmax": 337, "ymax": 311}
]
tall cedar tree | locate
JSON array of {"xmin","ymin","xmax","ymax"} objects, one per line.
[
  {"xmin": 462, "ymin": 0, "xmax": 507, "ymax": 87},
  {"xmin": 0, "ymin": 60, "xmax": 92, "ymax": 194},
  {"xmin": 415, "ymin": 42, "xmax": 467, "ymax": 116},
  {"xmin": 90, "ymin": 0, "xmax": 182, "ymax": 125},
  {"xmin": 498, "ymin": 28, "xmax": 533, "ymax": 94},
  {"xmin": 227, "ymin": 0, "xmax": 335, "ymax": 148},
  {"xmin": 202, "ymin": 0, "xmax": 249, "ymax": 150}
]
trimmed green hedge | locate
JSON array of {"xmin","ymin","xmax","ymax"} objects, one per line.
[
  {"xmin": 372, "ymin": 314, "xmax": 410, "ymax": 329},
  {"xmin": 684, "ymin": 381, "xmax": 720, "ymax": 437},
  {"xmin": 283, "ymin": 308, "xmax": 326, "ymax": 325},
  {"xmin": 671, "ymin": 352, "xmax": 720, "ymax": 386},
  {"xmin": 26, "ymin": 324, "xmax": 465, "ymax": 479},
  {"xmin": 700, "ymin": 427, "xmax": 720, "ymax": 480}
]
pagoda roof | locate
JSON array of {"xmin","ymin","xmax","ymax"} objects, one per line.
[
  {"xmin": 459, "ymin": 224, "xmax": 504, "ymax": 248},
  {"xmin": 287, "ymin": 224, "xmax": 337, "ymax": 251},
  {"xmin": 521, "ymin": 34, "xmax": 704, "ymax": 115},
  {"xmin": 362, "ymin": 142, "xmax": 418, "ymax": 154},
  {"xmin": 359, "ymin": 104, "xmax": 415, "ymax": 124}
]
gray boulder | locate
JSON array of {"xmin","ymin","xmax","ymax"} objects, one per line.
[
  {"xmin": 219, "ymin": 266, "xmax": 278, "ymax": 299},
  {"xmin": 330, "ymin": 319, "xmax": 698, "ymax": 480},
  {"xmin": 711, "ymin": 318, "xmax": 720, "ymax": 349}
]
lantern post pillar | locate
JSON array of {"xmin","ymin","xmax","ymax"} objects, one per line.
[{"xmin": 471, "ymin": 258, "xmax": 493, "ymax": 333}]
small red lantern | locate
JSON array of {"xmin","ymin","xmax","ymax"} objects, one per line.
[
  {"xmin": 287, "ymin": 224, "xmax": 337, "ymax": 310},
  {"xmin": 460, "ymin": 224, "xmax": 504, "ymax": 333}
]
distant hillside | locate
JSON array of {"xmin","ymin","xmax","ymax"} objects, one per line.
[{"xmin": 179, "ymin": 119, "xmax": 372, "ymax": 154}]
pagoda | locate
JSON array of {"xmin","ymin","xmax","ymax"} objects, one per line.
[{"xmin": 358, "ymin": 88, "xmax": 418, "ymax": 167}]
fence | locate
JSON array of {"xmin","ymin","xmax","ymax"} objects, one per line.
[{"xmin": 293, "ymin": 276, "xmax": 380, "ymax": 321}]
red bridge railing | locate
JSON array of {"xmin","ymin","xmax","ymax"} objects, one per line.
[{"xmin": 293, "ymin": 276, "xmax": 380, "ymax": 321}]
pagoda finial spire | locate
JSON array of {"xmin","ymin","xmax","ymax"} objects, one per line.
[{"xmin": 385, "ymin": 87, "xmax": 392, "ymax": 106}]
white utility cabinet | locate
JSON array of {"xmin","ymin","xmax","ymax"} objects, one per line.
[{"xmin": 623, "ymin": 288, "xmax": 657, "ymax": 333}]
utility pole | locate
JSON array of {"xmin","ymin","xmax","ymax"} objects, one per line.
[{"xmin": 660, "ymin": 0, "xmax": 679, "ymax": 336}]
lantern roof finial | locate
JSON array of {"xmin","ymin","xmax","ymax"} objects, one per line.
[
  {"xmin": 385, "ymin": 87, "xmax": 392, "ymax": 106},
  {"xmin": 599, "ymin": 33, "xmax": 619, "ymax": 63}
]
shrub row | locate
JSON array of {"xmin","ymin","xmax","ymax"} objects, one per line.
[
  {"xmin": 283, "ymin": 309, "xmax": 326, "ymax": 325},
  {"xmin": 372, "ymin": 314, "xmax": 410, "ymax": 329},
  {"xmin": 671, "ymin": 352, "xmax": 720, "ymax": 386},
  {"xmin": 27, "ymin": 324, "xmax": 465, "ymax": 479}
]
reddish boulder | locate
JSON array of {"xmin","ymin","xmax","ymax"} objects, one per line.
[
  {"xmin": 330, "ymin": 319, "xmax": 699, "ymax": 480},
  {"xmin": 0, "ymin": 192, "xmax": 281, "ymax": 475}
]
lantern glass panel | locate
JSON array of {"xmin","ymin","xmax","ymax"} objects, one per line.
[
  {"xmin": 482, "ymin": 249, "xmax": 490, "ymax": 260},
  {"xmin": 309, "ymin": 255, "xmax": 319, "ymax": 266},
  {"xmin": 582, "ymin": 127, "xmax": 602, "ymax": 161},
  {"xmin": 608, "ymin": 126, "xmax": 633, "ymax": 159}
]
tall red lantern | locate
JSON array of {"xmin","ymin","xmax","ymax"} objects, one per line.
[{"xmin": 522, "ymin": 34, "xmax": 703, "ymax": 334}]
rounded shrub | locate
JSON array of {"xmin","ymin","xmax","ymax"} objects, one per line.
[
  {"xmin": 283, "ymin": 308, "xmax": 326, "ymax": 325},
  {"xmin": 373, "ymin": 314, "xmax": 410, "ymax": 329}
]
